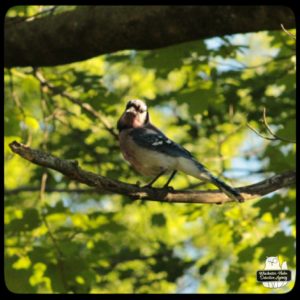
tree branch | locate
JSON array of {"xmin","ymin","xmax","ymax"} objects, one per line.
[
  {"xmin": 8, "ymin": 141, "xmax": 295, "ymax": 204},
  {"xmin": 5, "ymin": 6, "xmax": 295, "ymax": 67},
  {"xmin": 281, "ymin": 23, "xmax": 296, "ymax": 40}
]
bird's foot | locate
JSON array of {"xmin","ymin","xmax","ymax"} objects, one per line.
[
  {"xmin": 135, "ymin": 181, "xmax": 141, "ymax": 187},
  {"xmin": 215, "ymin": 200, "xmax": 225, "ymax": 205},
  {"xmin": 141, "ymin": 183, "xmax": 153, "ymax": 189},
  {"xmin": 163, "ymin": 185, "xmax": 174, "ymax": 192},
  {"xmin": 234, "ymin": 193, "xmax": 244, "ymax": 203},
  {"xmin": 237, "ymin": 193, "xmax": 245, "ymax": 203}
]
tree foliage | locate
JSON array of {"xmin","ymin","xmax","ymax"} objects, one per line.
[{"xmin": 4, "ymin": 6, "xmax": 296, "ymax": 294}]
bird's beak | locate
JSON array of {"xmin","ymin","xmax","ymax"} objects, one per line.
[{"xmin": 125, "ymin": 107, "xmax": 136, "ymax": 116}]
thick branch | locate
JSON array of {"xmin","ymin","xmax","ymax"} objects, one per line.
[
  {"xmin": 8, "ymin": 141, "xmax": 295, "ymax": 204},
  {"xmin": 5, "ymin": 6, "xmax": 295, "ymax": 67}
]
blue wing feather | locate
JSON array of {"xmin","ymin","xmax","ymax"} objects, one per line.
[{"xmin": 130, "ymin": 127, "xmax": 193, "ymax": 159}]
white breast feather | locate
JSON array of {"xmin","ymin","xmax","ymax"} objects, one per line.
[{"xmin": 120, "ymin": 131, "xmax": 177, "ymax": 176}]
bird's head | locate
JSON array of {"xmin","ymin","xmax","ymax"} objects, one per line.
[{"xmin": 117, "ymin": 99, "xmax": 149, "ymax": 131}]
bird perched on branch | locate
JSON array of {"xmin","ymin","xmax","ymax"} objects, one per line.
[{"xmin": 117, "ymin": 99, "xmax": 244, "ymax": 202}]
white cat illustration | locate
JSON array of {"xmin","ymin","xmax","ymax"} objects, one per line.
[{"xmin": 262, "ymin": 256, "xmax": 288, "ymax": 288}]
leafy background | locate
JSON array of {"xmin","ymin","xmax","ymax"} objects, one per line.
[{"xmin": 4, "ymin": 6, "xmax": 296, "ymax": 293}]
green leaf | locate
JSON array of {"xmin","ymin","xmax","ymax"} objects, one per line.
[
  {"xmin": 198, "ymin": 260, "xmax": 214, "ymax": 275},
  {"xmin": 5, "ymin": 255, "xmax": 36, "ymax": 293},
  {"xmin": 151, "ymin": 213, "xmax": 166, "ymax": 227},
  {"xmin": 44, "ymin": 202, "xmax": 68, "ymax": 215},
  {"xmin": 276, "ymin": 119, "xmax": 296, "ymax": 141},
  {"xmin": 6, "ymin": 208, "xmax": 41, "ymax": 232},
  {"xmin": 99, "ymin": 221, "xmax": 127, "ymax": 232},
  {"xmin": 256, "ymin": 232, "xmax": 295, "ymax": 266},
  {"xmin": 28, "ymin": 246, "xmax": 52, "ymax": 263},
  {"xmin": 143, "ymin": 40, "xmax": 207, "ymax": 76},
  {"xmin": 226, "ymin": 265, "xmax": 244, "ymax": 292}
]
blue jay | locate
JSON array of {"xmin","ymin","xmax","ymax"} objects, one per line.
[{"xmin": 117, "ymin": 99, "xmax": 243, "ymax": 202}]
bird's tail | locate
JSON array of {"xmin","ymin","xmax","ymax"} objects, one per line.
[
  {"xmin": 177, "ymin": 157, "xmax": 244, "ymax": 202},
  {"xmin": 207, "ymin": 173, "xmax": 244, "ymax": 203}
]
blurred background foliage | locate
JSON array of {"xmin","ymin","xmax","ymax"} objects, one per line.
[{"xmin": 4, "ymin": 6, "xmax": 296, "ymax": 294}]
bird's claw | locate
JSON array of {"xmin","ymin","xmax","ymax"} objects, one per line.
[
  {"xmin": 141, "ymin": 183, "xmax": 153, "ymax": 189},
  {"xmin": 163, "ymin": 185, "xmax": 174, "ymax": 192}
]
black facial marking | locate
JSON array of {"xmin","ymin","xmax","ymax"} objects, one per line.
[
  {"xmin": 126, "ymin": 100, "xmax": 147, "ymax": 113},
  {"xmin": 127, "ymin": 102, "xmax": 140, "ymax": 111},
  {"xmin": 126, "ymin": 101, "xmax": 133, "ymax": 109}
]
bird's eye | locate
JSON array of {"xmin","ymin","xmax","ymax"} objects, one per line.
[{"xmin": 135, "ymin": 106, "xmax": 144, "ymax": 113}]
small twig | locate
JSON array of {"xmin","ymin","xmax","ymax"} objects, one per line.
[
  {"xmin": 262, "ymin": 108, "xmax": 295, "ymax": 143},
  {"xmin": 247, "ymin": 108, "xmax": 296, "ymax": 143},
  {"xmin": 39, "ymin": 171, "xmax": 74, "ymax": 293},
  {"xmin": 39, "ymin": 172, "xmax": 63, "ymax": 257},
  {"xmin": 5, "ymin": 186, "xmax": 103, "ymax": 195},
  {"xmin": 5, "ymin": 6, "xmax": 57, "ymax": 27},
  {"xmin": 246, "ymin": 123, "xmax": 276, "ymax": 141},
  {"xmin": 40, "ymin": 172, "xmax": 48, "ymax": 201},
  {"xmin": 281, "ymin": 24, "xmax": 296, "ymax": 40},
  {"xmin": 209, "ymin": 54, "xmax": 294, "ymax": 71},
  {"xmin": 7, "ymin": 69, "xmax": 29, "ymax": 144}
]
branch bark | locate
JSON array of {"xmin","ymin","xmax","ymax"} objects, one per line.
[
  {"xmin": 8, "ymin": 141, "xmax": 295, "ymax": 204},
  {"xmin": 5, "ymin": 6, "xmax": 295, "ymax": 67}
]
